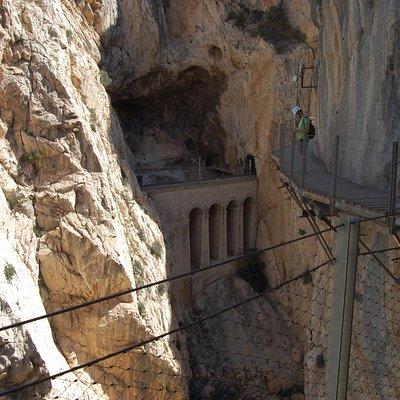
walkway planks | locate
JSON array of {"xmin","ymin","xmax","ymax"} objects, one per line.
[{"xmin": 272, "ymin": 142, "xmax": 400, "ymax": 222}]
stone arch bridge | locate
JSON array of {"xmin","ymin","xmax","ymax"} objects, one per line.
[{"xmin": 143, "ymin": 175, "xmax": 258, "ymax": 303}]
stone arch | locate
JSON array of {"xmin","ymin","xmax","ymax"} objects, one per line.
[
  {"xmin": 226, "ymin": 200, "xmax": 239, "ymax": 257},
  {"xmin": 189, "ymin": 207, "xmax": 203, "ymax": 270},
  {"xmin": 209, "ymin": 203, "xmax": 221, "ymax": 261},
  {"xmin": 243, "ymin": 197, "xmax": 256, "ymax": 252}
]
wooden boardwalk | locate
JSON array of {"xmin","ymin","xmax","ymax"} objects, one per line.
[{"xmin": 272, "ymin": 142, "xmax": 399, "ymax": 222}]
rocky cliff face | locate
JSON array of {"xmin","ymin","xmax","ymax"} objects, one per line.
[
  {"xmin": 0, "ymin": 0, "xmax": 318, "ymax": 397},
  {"xmin": 314, "ymin": 0, "xmax": 400, "ymax": 190},
  {"xmin": 0, "ymin": 0, "xmax": 183, "ymax": 398},
  {"xmin": 1, "ymin": 0, "xmax": 397, "ymax": 399}
]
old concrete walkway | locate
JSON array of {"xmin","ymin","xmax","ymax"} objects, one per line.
[{"xmin": 272, "ymin": 143, "xmax": 400, "ymax": 220}]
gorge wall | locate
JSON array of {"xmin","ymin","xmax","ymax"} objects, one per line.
[
  {"xmin": 0, "ymin": 0, "xmax": 399, "ymax": 399},
  {"xmin": 314, "ymin": 0, "xmax": 400, "ymax": 190}
]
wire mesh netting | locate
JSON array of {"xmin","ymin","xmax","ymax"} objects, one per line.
[
  {"xmin": 1, "ymin": 258, "xmax": 334, "ymax": 400},
  {"xmin": 347, "ymin": 244, "xmax": 400, "ymax": 400}
]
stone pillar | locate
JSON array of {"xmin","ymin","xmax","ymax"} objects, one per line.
[
  {"xmin": 252, "ymin": 203, "xmax": 258, "ymax": 248},
  {"xmin": 201, "ymin": 209, "xmax": 209, "ymax": 267},
  {"xmin": 238, "ymin": 203, "xmax": 244, "ymax": 255},
  {"xmin": 227, "ymin": 202, "xmax": 240, "ymax": 257},
  {"xmin": 219, "ymin": 207, "xmax": 228, "ymax": 260},
  {"xmin": 180, "ymin": 217, "xmax": 191, "ymax": 274}
]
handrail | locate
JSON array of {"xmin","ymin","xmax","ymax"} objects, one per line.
[{"xmin": 141, "ymin": 174, "xmax": 258, "ymax": 192}]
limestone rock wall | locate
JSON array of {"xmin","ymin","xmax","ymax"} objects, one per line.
[
  {"xmin": 93, "ymin": 0, "xmax": 324, "ymax": 398},
  {"xmin": 0, "ymin": 0, "xmax": 183, "ymax": 398},
  {"xmin": 314, "ymin": 0, "xmax": 400, "ymax": 190},
  {"xmin": 0, "ymin": 0, "xmax": 321, "ymax": 397},
  {"xmin": 2, "ymin": 0, "xmax": 398, "ymax": 399}
]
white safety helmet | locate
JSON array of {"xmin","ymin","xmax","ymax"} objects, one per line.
[{"xmin": 292, "ymin": 105, "xmax": 302, "ymax": 115}]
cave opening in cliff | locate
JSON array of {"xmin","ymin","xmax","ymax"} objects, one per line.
[{"xmin": 112, "ymin": 66, "xmax": 232, "ymax": 183}]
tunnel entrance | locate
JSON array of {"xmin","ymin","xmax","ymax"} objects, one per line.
[{"xmin": 112, "ymin": 67, "xmax": 231, "ymax": 179}]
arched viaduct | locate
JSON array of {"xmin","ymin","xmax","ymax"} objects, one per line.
[{"xmin": 143, "ymin": 175, "xmax": 258, "ymax": 303}]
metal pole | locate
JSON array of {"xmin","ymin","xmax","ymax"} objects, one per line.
[
  {"xmin": 388, "ymin": 141, "xmax": 399, "ymax": 234},
  {"xmin": 289, "ymin": 60, "xmax": 301, "ymax": 184},
  {"xmin": 327, "ymin": 217, "xmax": 360, "ymax": 400},
  {"xmin": 330, "ymin": 136, "xmax": 340, "ymax": 214},
  {"xmin": 300, "ymin": 140, "xmax": 307, "ymax": 197},
  {"xmin": 279, "ymin": 123, "xmax": 287, "ymax": 171}
]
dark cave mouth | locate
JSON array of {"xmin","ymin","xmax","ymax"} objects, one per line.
[{"xmin": 112, "ymin": 66, "xmax": 238, "ymax": 183}]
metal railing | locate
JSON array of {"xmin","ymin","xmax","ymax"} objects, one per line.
[{"xmin": 274, "ymin": 124, "xmax": 400, "ymax": 233}]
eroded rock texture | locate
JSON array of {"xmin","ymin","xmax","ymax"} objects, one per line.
[
  {"xmin": 314, "ymin": 1, "xmax": 400, "ymax": 190},
  {"xmin": 0, "ymin": 0, "xmax": 182, "ymax": 398},
  {"xmin": 1, "ymin": 0, "xmax": 398, "ymax": 399}
]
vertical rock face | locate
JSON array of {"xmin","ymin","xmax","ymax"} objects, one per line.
[
  {"xmin": 315, "ymin": 1, "xmax": 400, "ymax": 190},
  {"xmin": 3, "ymin": 0, "xmax": 397, "ymax": 399},
  {"xmin": 98, "ymin": 0, "xmax": 317, "ymax": 170},
  {"xmin": 0, "ymin": 0, "xmax": 320, "ymax": 396},
  {"xmin": 0, "ymin": 0, "xmax": 182, "ymax": 398}
]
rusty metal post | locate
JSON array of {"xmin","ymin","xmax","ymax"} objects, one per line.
[
  {"xmin": 388, "ymin": 141, "xmax": 399, "ymax": 234},
  {"xmin": 330, "ymin": 136, "xmax": 340, "ymax": 214}
]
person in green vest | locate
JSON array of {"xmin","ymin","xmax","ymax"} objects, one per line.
[
  {"xmin": 292, "ymin": 105, "xmax": 311, "ymax": 142},
  {"xmin": 292, "ymin": 105, "xmax": 311, "ymax": 173}
]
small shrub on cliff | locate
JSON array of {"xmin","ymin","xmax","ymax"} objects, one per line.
[
  {"xmin": 253, "ymin": 4, "xmax": 307, "ymax": 53},
  {"xmin": 33, "ymin": 224, "xmax": 42, "ymax": 237},
  {"xmin": 133, "ymin": 259, "xmax": 144, "ymax": 285},
  {"xmin": 4, "ymin": 262, "xmax": 16, "ymax": 282},
  {"xmin": 157, "ymin": 283, "xmax": 167, "ymax": 296},
  {"xmin": 298, "ymin": 228, "xmax": 307, "ymax": 236},
  {"xmin": 138, "ymin": 302, "xmax": 147, "ymax": 318},
  {"xmin": 22, "ymin": 151, "xmax": 42, "ymax": 164},
  {"xmin": 14, "ymin": 36, "xmax": 25, "ymax": 46},
  {"xmin": 227, "ymin": 8, "xmax": 249, "ymax": 29},
  {"xmin": 99, "ymin": 69, "xmax": 112, "ymax": 87},
  {"xmin": 137, "ymin": 229, "xmax": 146, "ymax": 242},
  {"xmin": 226, "ymin": 3, "xmax": 306, "ymax": 53},
  {"xmin": 301, "ymin": 269, "xmax": 313, "ymax": 285},
  {"xmin": 150, "ymin": 240, "xmax": 163, "ymax": 259},
  {"xmin": 88, "ymin": 108, "xmax": 97, "ymax": 129},
  {"xmin": 8, "ymin": 188, "xmax": 27, "ymax": 209}
]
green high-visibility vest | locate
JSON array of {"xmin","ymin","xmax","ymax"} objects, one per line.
[{"xmin": 297, "ymin": 116, "xmax": 311, "ymax": 140}]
